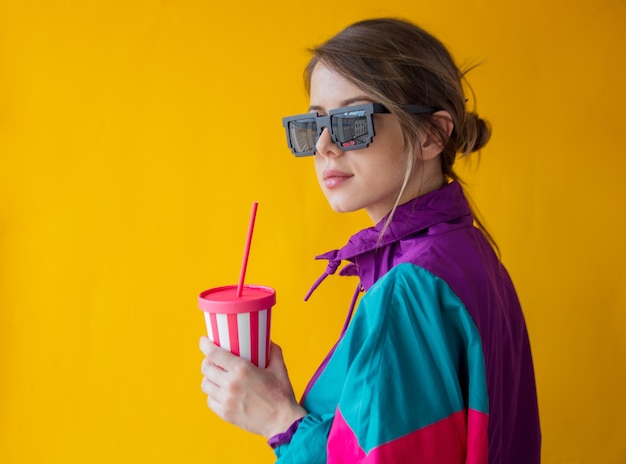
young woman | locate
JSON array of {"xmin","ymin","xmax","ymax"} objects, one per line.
[{"xmin": 200, "ymin": 18, "xmax": 541, "ymax": 464}]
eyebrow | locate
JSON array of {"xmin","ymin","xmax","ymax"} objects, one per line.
[{"xmin": 308, "ymin": 96, "xmax": 374, "ymax": 113}]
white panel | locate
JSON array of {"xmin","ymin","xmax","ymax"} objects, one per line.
[
  {"xmin": 237, "ymin": 312, "xmax": 251, "ymax": 363},
  {"xmin": 204, "ymin": 312, "xmax": 214, "ymax": 342},
  {"xmin": 216, "ymin": 313, "xmax": 230, "ymax": 352},
  {"xmin": 258, "ymin": 309, "xmax": 268, "ymax": 368}
]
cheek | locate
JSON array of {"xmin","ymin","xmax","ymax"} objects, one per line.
[
  {"xmin": 369, "ymin": 123, "xmax": 408, "ymax": 168},
  {"xmin": 367, "ymin": 148, "xmax": 408, "ymax": 179}
]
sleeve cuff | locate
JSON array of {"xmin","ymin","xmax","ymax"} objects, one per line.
[{"xmin": 267, "ymin": 417, "xmax": 305, "ymax": 449}]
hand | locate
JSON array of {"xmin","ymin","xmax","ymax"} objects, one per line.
[{"xmin": 199, "ymin": 336, "xmax": 307, "ymax": 438}]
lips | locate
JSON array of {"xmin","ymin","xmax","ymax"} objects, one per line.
[
  {"xmin": 322, "ymin": 169, "xmax": 352, "ymax": 180},
  {"xmin": 322, "ymin": 169, "xmax": 353, "ymax": 189}
]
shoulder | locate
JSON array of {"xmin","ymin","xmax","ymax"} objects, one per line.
[
  {"xmin": 363, "ymin": 262, "xmax": 464, "ymax": 315},
  {"xmin": 356, "ymin": 263, "xmax": 482, "ymax": 355},
  {"xmin": 352, "ymin": 263, "xmax": 477, "ymax": 350}
]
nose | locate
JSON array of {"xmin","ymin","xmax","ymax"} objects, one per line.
[{"xmin": 315, "ymin": 127, "xmax": 342, "ymax": 157}]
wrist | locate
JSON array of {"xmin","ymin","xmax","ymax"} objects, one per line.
[
  {"xmin": 267, "ymin": 411, "xmax": 306, "ymax": 449},
  {"xmin": 266, "ymin": 404, "xmax": 307, "ymax": 439}
]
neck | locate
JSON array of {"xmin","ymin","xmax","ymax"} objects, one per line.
[{"xmin": 368, "ymin": 162, "xmax": 445, "ymax": 224}]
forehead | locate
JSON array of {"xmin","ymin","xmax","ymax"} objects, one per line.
[{"xmin": 309, "ymin": 63, "xmax": 372, "ymax": 111}]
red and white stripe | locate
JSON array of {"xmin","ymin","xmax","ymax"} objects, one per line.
[{"xmin": 204, "ymin": 308, "xmax": 272, "ymax": 368}]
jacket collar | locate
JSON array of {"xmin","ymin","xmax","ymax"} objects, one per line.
[{"xmin": 316, "ymin": 181, "xmax": 471, "ymax": 265}]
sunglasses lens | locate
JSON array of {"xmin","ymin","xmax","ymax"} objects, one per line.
[
  {"xmin": 332, "ymin": 111, "xmax": 370, "ymax": 148},
  {"xmin": 287, "ymin": 119, "xmax": 318, "ymax": 154}
]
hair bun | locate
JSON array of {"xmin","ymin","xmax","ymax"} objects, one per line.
[{"xmin": 458, "ymin": 112, "xmax": 491, "ymax": 155}]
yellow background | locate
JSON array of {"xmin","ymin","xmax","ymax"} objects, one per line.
[{"xmin": 1, "ymin": 0, "xmax": 625, "ymax": 462}]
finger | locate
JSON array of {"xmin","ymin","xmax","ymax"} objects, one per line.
[
  {"xmin": 200, "ymin": 376, "xmax": 222, "ymax": 399},
  {"xmin": 200, "ymin": 337, "xmax": 237, "ymax": 368},
  {"xmin": 267, "ymin": 342, "xmax": 286, "ymax": 372},
  {"xmin": 199, "ymin": 336, "xmax": 211, "ymax": 356},
  {"xmin": 206, "ymin": 393, "xmax": 225, "ymax": 417},
  {"xmin": 269, "ymin": 342, "xmax": 283, "ymax": 362},
  {"xmin": 201, "ymin": 357, "xmax": 216, "ymax": 376},
  {"xmin": 201, "ymin": 359, "xmax": 228, "ymax": 384},
  {"xmin": 204, "ymin": 342, "xmax": 246, "ymax": 371}
]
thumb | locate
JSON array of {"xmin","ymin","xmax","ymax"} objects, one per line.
[{"xmin": 267, "ymin": 341, "xmax": 286, "ymax": 371}]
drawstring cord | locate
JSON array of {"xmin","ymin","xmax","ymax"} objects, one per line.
[
  {"xmin": 303, "ymin": 258, "xmax": 341, "ymax": 301},
  {"xmin": 299, "ymin": 259, "xmax": 363, "ymax": 404},
  {"xmin": 304, "ymin": 256, "xmax": 361, "ymax": 334}
]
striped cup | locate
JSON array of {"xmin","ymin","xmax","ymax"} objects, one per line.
[{"xmin": 198, "ymin": 284, "xmax": 275, "ymax": 368}]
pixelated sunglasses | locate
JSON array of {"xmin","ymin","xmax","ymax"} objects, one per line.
[{"xmin": 281, "ymin": 103, "xmax": 437, "ymax": 157}]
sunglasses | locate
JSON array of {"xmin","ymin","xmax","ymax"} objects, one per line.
[{"xmin": 281, "ymin": 103, "xmax": 437, "ymax": 157}]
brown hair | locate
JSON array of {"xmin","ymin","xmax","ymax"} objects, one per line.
[{"xmin": 304, "ymin": 17, "xmax": 497, "ymax": 249}]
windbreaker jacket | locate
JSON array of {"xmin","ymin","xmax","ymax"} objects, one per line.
[{"xmin": 271, "ymin": 181, "xmax": 541, "ymax": 464}]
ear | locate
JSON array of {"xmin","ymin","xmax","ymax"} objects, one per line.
[{"xmin": 420, "ymin": 110, "xmax": 454, "ymax": 161}]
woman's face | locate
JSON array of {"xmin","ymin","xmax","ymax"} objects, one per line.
[{"xmin": 309, "ymin": 63, "xmax": 423, "ymax": 223}]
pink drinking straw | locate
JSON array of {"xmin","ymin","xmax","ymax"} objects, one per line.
[{"xmin": 236, "ymin": 201, "xmax": 259, "ymax": 297}]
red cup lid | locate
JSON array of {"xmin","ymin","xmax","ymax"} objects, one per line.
[{"xmin": 198, "ymin": 284, "xmax": 276, "ymax": 314}]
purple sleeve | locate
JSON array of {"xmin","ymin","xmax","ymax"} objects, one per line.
[{"xmin": 267, "ymin": 417, "xmax": 305, "ymax": 449}]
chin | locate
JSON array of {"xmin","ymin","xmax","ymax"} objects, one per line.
[{"xmin": 327, "ymin": 200, "xmax": 360, "ymax": 214}]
